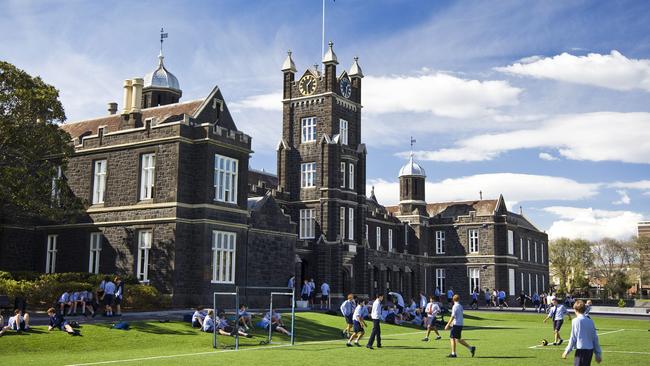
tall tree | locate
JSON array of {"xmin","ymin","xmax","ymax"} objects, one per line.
[
  {"xmin": 591, "ymin": 238, "xmax": 634, "ymax": 299},
  {"xmin": 549, "ymin": 238, "xmax": 593, "ymax": 294},
  {"xmin": 0, "ymin": 61, "xmax": 82, "ymax": 223},
  {"xmin": 632, "ymin": 235, "xmax": 650, "ymax": 298}
]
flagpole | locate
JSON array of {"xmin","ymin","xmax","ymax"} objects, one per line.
[{"xmin": 322, "ymin": 0, "xmax": 325, "ymax": 59}]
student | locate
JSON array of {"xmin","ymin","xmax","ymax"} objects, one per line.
[
  {"xmin": 347, "ymin": 299, "xmax": 368, "ymax": 347},
  {"xmin": 308, "ymin": 278, "xmax": 316, "ymax": 306},
  {"xmin": 192, "ymin": 307, "xmax": 205, "ymax": 328},
  {"xmin": 516, "ymin": 291, "xmax": 531, "ymax": 311},
  {"xmin": 58, "ymin": 290, "xmax": 71, "ymax": 314},
  {"xmin": 444, "ymin": 294, "xmax": 476, "ymax": 358},
  {"xmin": 340, "ymin": 294, "xmax": 355, "ymax": 338},
  {"xmin": 0, "ymin": 309, "xmax": 30, "ymax": 336},
  {"xmin": 47, "ymin": 307, "xmax": 78, "ymax": 336},
  {"xmin": 216, "ymin": 312, "xmax": 253, "ymax": 338},
  {"xmin": 484, "ymin": 288, "xmax": 491, "ymax": 308},
  {"xmin": 81, "ymin": 289, "xmax": 95, "ymax": 317},
  {"xmin": 419, "ymin": 292, "xmax": 428, "ymax": 310},
  {"xmin": 266, "ymin": 311, "xmax": 291, "ymax": 336},
  {"xmin": 388, "ymin": 291, "xmax": 405, "ymax": 315},
  {"xmin": 320, "ymin": 282, "xmax": 330, "ymax": 310},
  {"xmin": 422, "ymin": 296, "xmax": 442, "ymax": 342},
  {"xmin": 584, "ymin": 300, "xmax": 593, "ymax": 318},
  {"xmin": 287, "ymin": 276, "xmax": 295, "ymax": 290},
  {"xmin": 238, "ymin": 304, "xmax": 253, "ymax": 330},
  {"xmin": 470, "ymin": 288, "xmax": 479, "ymax": 310},
  {"xmin": 532, "ymin": 292, "xmax": 541, "ymax": 313},
  {"xmin": 114, "ymin": 276, "xmax": 124, "ymax": 316},
  {"xmin": 434, "ymin": 287, "xmax": 441, "ymax": 300},
  {"xmin": 301, "ymin": 280, "xmax": 312, "ymax": 302},
  {"xmin": 498, "ymin": 289, "xmax": 509, "ymax": 309},
  {"xmin": 446, "ymin": 288, "xmax": 454, "ymax": 304},
  {"xmin": 68, "ymin": 291, "xmax": 81, "ymax": 315},
  {"xmin": 202, "ymin": 309, "xmax": 215, "ymax": 332},
  {"xmin": 492, "ymin": 288, "xmax": 498, "ymax": 307},
  {"xmin": 544, "ymin": 296, "xmax": 572, "ymax": 345},
  {"xmin": 103, "ymin": 276, "xmax": 116, "ymax": 317},
  {"xmin": 366, "ymin": 294, "xmax": 383, "ymax": 349},
  {"xmin": 562, "ymin": 300, "xmax": 602, "ymax": 365}
]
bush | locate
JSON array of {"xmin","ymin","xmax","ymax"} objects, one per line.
[
  {"xmin": 124, "ymin": 284, "xmax": 171, "ymax": 309},
  {"xmin": 618, "ymin": 298, "xmax": 626, "ymax": 308}
]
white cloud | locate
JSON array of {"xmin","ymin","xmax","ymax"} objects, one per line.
[
  {"xmin": 368, "ymin": 173, "xmax": 599, "ymax": 207},
  {"xmin": 538, "ymin": 152, "xmax": 559, "ymax": 161},
  {"xmin": 544, "ymin": 206, "xmax": 643, "ymax": 240},
  {"xmin": 230, "ymin": 91, "xmax": 282, "ymax": 112},
  {"xmin": 609, "ymin": 180, "xmax": 650, "ymax": 191},
  {"xmin": 496, "ymin": 50, "xmax": 650, "ymax": 91},
  {"xmin": 612, "ymin": 190, "xmax": 631, "ymax": 205},
  {"xmin": 407, "ymin": 112, "xmax": 650, "ymax": 163}
]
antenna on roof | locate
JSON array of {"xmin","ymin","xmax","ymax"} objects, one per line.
[{"xmin": 160, "ymin": 27, "xmax": 168, "ymax": 56}]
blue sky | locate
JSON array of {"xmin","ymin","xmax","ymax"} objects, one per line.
[{"xmin": 2, "ymin": 0, "xmax": 649, "ymax": 240}]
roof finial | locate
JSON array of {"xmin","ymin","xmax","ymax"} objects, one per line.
[
  {"xmin": 409, "ymin": 136, "xmax": 416, "ymax": 159},
  {"xmin": 159, "ymin": 28, "xmax": 168, "ymax": 66}
]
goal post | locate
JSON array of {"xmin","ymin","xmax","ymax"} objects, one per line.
[
  {"xmin": 269, "ymin": 291, "xmax": 296, "ymax": 345},
  {"xmin": 212, "ymin": 290, "xmax": 240, "ymax": 350}
]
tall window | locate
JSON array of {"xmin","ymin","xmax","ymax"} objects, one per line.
[
  {"xmin": 376, "ymin": 227, "xmax": 381, "ymax": 250},
  {"xmin": 541, "ymin": 243, "xmax": 545, "ymax": 263},
  {"xmin": 299, "ymin": 209, "xmax": 315, "ymax": 239},
  {"xmin": 542, "ymin": 274, "xmax": 546, "ymax": 291},
  {"xmin": 534, "ymin": 241, "xmax": 538, "ymax": 262},
  {"xmin": 88, "ymin": 233, "xmax": 102, "ymax": 274},
  {"xmin": 435, "ymin": 230, "xmax": 445, "ymax": 254},
  {"xmin": 212, "ymin": 231, "xmax": 236, "ymax": 284},
  {"xmin": 520, "ymin": 272, "xmax": 525, "ymax": 293},
  {"xmin": 469, "ymin": 268, "xmax": 480, "ymax": 294},
  {"xmin": 301, "ymin": 117, "xmax": 316, "ymax": 143},
  {"xmin": 507, "ymin": 230, "xmax": 514, "ymax": 255},
  {"xmin": 404, "ymin": 224, "xmax": 409, "ymax": 246},
  {"xmin": 348, "ymin": 208, "xmax": 354, "ymax": 240},
  {"xmin": 348, "ymin": 163, "xmax": 354, "ymax": 189},
  {"xmin": 508, "ymin": 268, "xmax": 515, "ymax": 296},
  {"xmin": 214, "ymin": 154, "xmax": 238, "ymax": 204},
  {"xmin": 435, "ymin": 268, "xmax": 446, "ymax": 291},
  {"xmin": 137, "ymin": 230, "xmax": 152, "ymax": 282},
  {"xmin": 365, "ymin": 224, "xmax": 368, "ymax": 241},
  {"xmin": 468, "ymin": 229, "xmax": 479, "ymax": 253},
  {"xmin": 520, "ymin": 238, "xmax": 524, "ymax": 260},
  {"xmin": 527, "ymin": 240, "xmax": 531, "ymax": 262},
  {"xmin": 51, "ymin": 165, "xmax": 62, "ymax": 205},
  {"xmin": 528, "ymin": 273, "xmax": 532, "ymax": 295},
  {"xmin": 388, "ymin": 229, "xmax": 393, "ymax": 252},
  {"xmin": 140, "ymin": 153, "xmax": 155, "ymax": 200},
  {"xmin": 92, "ymin": 160, "xmax": 107, "ymax": 204},
  {"xmin": 46, "ymin": 235, "xmax": 57, "ymax": 274},
  {"xmin": 339, "ymin": 119, "xmax": 348, "ymax": 145},
  {"xmin": 340, "ymin": 207, "xmax": 346, "ymax": 239},
  {"xmin": 535, "ymin": 274, "xmax": 539, "ymax": 294},
  {"xmin": 340, "ymin": 162, "xmax": 346, "ymax": 188},
  {"xmin": 301, "ymin": 162, "xmax": 316, "ymax": 188}
]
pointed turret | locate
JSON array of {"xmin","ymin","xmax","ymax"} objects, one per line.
[
  {"xmin": 322, "ymin": 41, "xmax": 337, "ymax": 92},
  {"xmin": 349, "ymin": 57, "xmax": 363, "ymax": 78},
  {"xmin": 322, "ymin": 41, "xmax": 338, "ymax": 64},
  {"xmin": 282, "ymin": 50, "xmax": 297, "ymax": 99},
  {"xmin": 281, "ymin": 50, "xmax": 297, "ymax": 73}
]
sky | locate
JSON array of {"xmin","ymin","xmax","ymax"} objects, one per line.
[{"xmin": 1, "ymin": 0, "xmax": 649, "ymax": 241}]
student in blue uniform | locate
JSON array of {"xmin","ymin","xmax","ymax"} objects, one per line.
[
  {"xmin": 0, "ymin": 309, "xmax": 30, "ymax": 336},
  {"xmin": 102, "ymin": 276, "xmax": 116, "ymax": 317},
  {"xmin": 47, "ymin": 307, "xmax": 78, "ymax": 336},
  {"xmin": 544, "ymin": 296, "xmax": 572, "ymax": 345},
  {"xmin": 58, "ymin": 291, "xmax": 71, "ymax": 314},
  {"xmin": 444, "ymin": 295, "xmax": 476, "ymax": 358},
  {"xmin": 422, "ymin": 295, "xmax": 442, "ymax": 342},
  {"xmin": 202, "ymin": 309, "xmax": 215, "ymax": 332},
  {"xmin": 532, "ymin": 292, "xmax": 541, "ymax": 313},
  {"xmin": 68, "ymin": 291, "xmax": 81, "ymax": 315},
  {"xmin": 446, "ymin": 288, "xmax": 454, "ymax": 305},
  {"xmin": 301, "ymin": 280, "xmax": 312, "ymax": 302},
  {"xmin": 498, "ymin": 289, "xmax": 509, "ymax": 309},
  {"xmin": 192, "ymin": 307, "xmax": 205, "ymax": 328},
  {"xmin": 346, "ymin": 299, "xmax": 367, "ymax": 347},
  {"xmin": 562, "ymin": 300, "xmax": 602, "ymax": 365},
  {"xmin": 470, "ymin": 288, "xmax": 479, "ymax": 310},
  {"xmin": 340, "ymin": 294, "xmax": 355, "ymax": 338},
  {"xmin": 114, "ymin": 276, "xmax": 124, "ymax": 316},
  {"xmin": 238, "ymin": 304, "xmax": 253, "ymax": 330},
  {"xmin": 320, "ymin": 282, "xmax": 330, "ymax": 310}
]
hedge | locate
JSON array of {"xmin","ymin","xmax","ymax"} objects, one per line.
[{"xmin": 0, "ymin": 272, "xmax": 170, "ymax": 311}]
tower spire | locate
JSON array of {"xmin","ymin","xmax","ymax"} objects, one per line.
[
  {"xmin": 410, "ymin": 136, "xmax": 416, "ymax": 159},
  {"xmin": 159, "ymin": 27, "xmax": 168, "ymax": 60}
]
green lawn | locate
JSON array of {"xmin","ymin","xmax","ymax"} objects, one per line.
[{"xmin": 0, "ymin": 311, "xmax": 648, "ymax": 365}]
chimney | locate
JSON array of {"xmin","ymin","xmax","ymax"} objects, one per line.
[
  {"xmin": 107, "ymin": 102, "xmax": 118, "ymax": 115},
  {"xmin": 121, "ymin": 79, "xmax": 133, "ymax": 114},
  {"xmin": 130, "ymin": 78, "xmax": 144, "ymax": 113}
]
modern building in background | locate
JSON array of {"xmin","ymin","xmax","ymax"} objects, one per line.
[{"xmin": 0, "ymin": 42, "xmax": 549, "ymax": 306}]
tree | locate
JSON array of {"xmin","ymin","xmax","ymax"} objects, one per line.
[
  {"xmin": 0, "ymin": 61, "xmax": 82, "ymax": 223},
  {"xmin": 549, "ymin": 238, "xmax": 593, "ymax": 294},
  {"xmin": 591, "ymin": 238, "xmax": 635, "ymax": 299},
  {"xmin": 632, "ymin": 235, "xmax": 650, "ymax": 298}
]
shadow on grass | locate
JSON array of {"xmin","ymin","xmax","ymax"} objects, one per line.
[
  {"xmin": 476, "ymin": 356, "xmax": 535, "ymax": 359},
  {"xmin": 465, "ymin": 313, "xmax": 504, "ymax": 321},
  {"xmin": 0, "ymin": 328, "xmax": 47, "ymax": 336},
  {"xmin": 94, "ymin": 321, "xmax": 199, "ymax": 335}
]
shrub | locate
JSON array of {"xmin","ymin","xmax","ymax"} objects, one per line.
[
  {"xmin": 618, "ymin": 298, "xmax": 626, "ymax": 308},
  {"xmin": 124, "ymin": 284, "xmax": 171, "ymax": 309}
]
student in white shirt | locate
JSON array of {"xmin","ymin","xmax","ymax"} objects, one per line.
[
  {"xmin": 0, "ymin": 309, "xmax": 30, "ymax": 336},
  {"xmin": 202, "ymin": 309, "xmax": 215, "ymax": 332},
  {"xmin": 320, "ymin": 282, "xmax": 330, "ymax": 310},
  {"xmin": 544, "ymin": 296, "xmax": 572, "ymax": 345},
  {"xmin": 366, "ymin": 294, "xmax": 383, "ymax": 349},
  {"xmin": 346, "ymin": 299, "xmax": 368, "ymax": 347},
  {"xmin": 422, "ymin": 295, "xmax": 442, "ymax": 342},
  {"xmin": 102, "ymin": 276, "xmax": 116, "ymax": 317},
  {"xmin": 419, "ymin": 292, "xmax": 427, "ymax": 309},
  {"xmin": 562, "ymin": 300, "xmax": 602, "ymax": 365},
  {"xmin": 238, "ymin": 304, "xmax": 253, "ymax": 330},
  {"xmin": 58, "ymin": 291, "xmax": 71, "ymax": 314},
  {"xmin": 301, "ymin": 280, "xmax": 312, "ymax": 302},
  {"xmin": 444, "ymin": 294, "xmax": 476, "ymax": 358},
  {"xmin": 192, "ymin": 307, "xmax": 205, "ymax": 328},
  {"xmin": 388, "ymin": 291, "xmax": 405, "ymax": 314},
  {"xmin": 340, "ymin": 294, "xmax": 355, "ymax": 337}
]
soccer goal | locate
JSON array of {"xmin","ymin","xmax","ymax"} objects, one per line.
[{"xmin": 212, "ymin": 286, "xmax": 296, "ymax": 350}]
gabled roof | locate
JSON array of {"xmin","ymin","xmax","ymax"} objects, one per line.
[
  {"xmin": 506, "ymin": 212, "xmax": 541, "ymax": 232},
  {"xmin": 426, "ymin": 200, "xmax": 498, "ymax": 218}
]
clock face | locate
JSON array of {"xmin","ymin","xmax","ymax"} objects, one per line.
[
  {"xmin": 340, "ymin": 77, "xmax": 352, "ymax": 98},
  {"xmin": 298, "ymin": 74, "xmax": 318, "ymax": 96}
]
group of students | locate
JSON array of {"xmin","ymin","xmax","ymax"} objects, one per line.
[
  {"xmin": 339, "ymin": 291, "xmax": 476, "ymax": 358},
  {"xmin": 57, "ymin": 276, "xmax": 125, "ymax": 318},
  {"xmin": 191, "ymin": 304, "xmax": 292, "ymax": 338},
  {"xmin": 292, "ymin": 277, "xmax": 330, "ymax": 310}
]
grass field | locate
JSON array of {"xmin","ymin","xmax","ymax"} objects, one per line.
[{"xmin": 0, "ymin": 311, "xmax": 648, "ymax": 365}]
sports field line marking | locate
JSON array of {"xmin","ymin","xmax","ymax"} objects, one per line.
[
  {"xmin": 528, "ymin": 329, "xmax": 625, "ymax": 349},
  {"xmin": 65, "ymin": 330, "xmax": 424, "ymax": 366}
]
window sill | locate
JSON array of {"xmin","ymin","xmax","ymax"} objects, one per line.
[
  {"xmin": 137, "ymin": 199, "xmax": 154, "ymax": 204},
  {"xmin": 90, "ymin": 202, "xmax": 105, "ymax": 207},
  {"xmin": 213, "ymin": 199, "xmax": 238, "ymax": 205},
  {"xmin": 211, "ymin": 281, "xmax": 235, "ymax": 285},
  {"xmin": 139, "ymin": 280, "xmax": 150, "ymax": 285}
]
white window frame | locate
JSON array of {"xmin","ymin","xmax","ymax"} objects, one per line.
[
  {"xmin": 214, "ymin": 154, "xmax": 238, "ymax": 204},
  {"xmin": 535, "ymin": 274, "xmax": 539, "ymax": 294},
  {"xmin": 92, "ymin": 160, "xmax": 107, "ymax": 204},
  {"xmin": 339, "ymin": 119, "xmax": 348, "ymax": 145},
  {"xmin": 508, "ymin": 268, "xmax": 515, "ymax": 296},
  {"xmin": 365, "ymin": 224, "xmax": 368, "ymax": 241},
  {"xmin": 376, "ymin": 226, "xmax": 381, "ymax": 250},
  {"xmin": 348, "ymin": 163, "xmax": 354, "ymax": 190},
  {"xmin": 348, "ymin": 207, "xmax": 354, "ymax": 240},
  {"xmin": 435, "ymin": 230, "xmax": 445, "ymax": 254},
  {"xmin": 507, "ymin": 230, "xmax": 514, "ymax": 255},
  {"xmin": 520, "ymin": 272, "xmax": 525, "ymax": 293},
  {"xmin": 211, "ymin": 230, "xmax": 236, "ymax": 284},
  {"xmin": 468, "ymin": 229, "xmax": 479, "ymax": 253},
  {"xmin": 88, "ymin": 233, "xmax": 102, "ymax": 274},
  {"xmin": 301, "ymin": 117, "xmax": 316, "ymax": 143},
  {"xmin": 340, "ymin": 162, "xmax": 346, "ymax": 188},
  {"xmin": 140, "ymin": 153, "xmax": 155, "ymax": 200},
  {"xmin": 404, "ymin": 224, "xmax": 409, "ymax": 246},
  {"xmin": 469, "ymin": 268, "xmax": 480, "ymax": 294},
  {"xmin": 541, "ymin": 242, "xmax": 545, "ymax": 263},
  {"xmin": 299, "ymin": 209, "xmax": 315, "ymax": 239},
  {"xmin": 520, "ymin": 238, "xmax": 524, "ymax": 260},
  {"xmin": 46, "ymin": 235, "xmax": 57, "ymax": 274},
  {"xmin": 435, "ymin": 268, "xmax": 446, "ymax": 292},
  {"xmin": 388, "ymin": 229, "xmax": 393, "ymax": 252},
  {"xmin": 301, "ymin": 162, "xmax": 316, "ymax": 188},
  {"xmin": 137, "ymin": 230, "xmax": 152, "ymax": 283},
  {"xmin": 542, "ymin": 274, "xmax": 546, "ymax": 291},
  {"xmin": 340, "ymin": 207, "xmax": 346, "ymax": 240},
  {"xmin": 51, "ymin": 165, "xmax": 62, "ymax": 205},
  {"xmin": 528, "ymin": 273, "xmax": 532, "ymax": 295},
  {"xmin": 527, "ymin": 239, "xmax": 531, "ymax": 262},
  {"xmin": 534, "ymin": 241, "xmax": 538, "ymax": 263}
]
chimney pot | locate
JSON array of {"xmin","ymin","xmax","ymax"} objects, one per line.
[
  {"xmin": 107, "ymin": 102, "xmax": 118, "ymax": 115},
  {"xmin": 121, "ymin": 79, "xmax": 133, "ymax": 114},
  {"xmin": 130, "ymin": 78, "xmax": 144, "ymax": 114}
]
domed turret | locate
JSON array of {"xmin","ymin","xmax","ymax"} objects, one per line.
[
  {"xmin": 399, "ymin": 154, "xmax": 426, "ymax": 178},
  {"xmin": 398, "ymin": 140, "xmax": 427, "ymax": 216},
  {"xmin": 142, "ymin": 51, "xmax": 182, "ymax": 108}
]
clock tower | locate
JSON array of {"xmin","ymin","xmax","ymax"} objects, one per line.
[{"xmin": 277, "ymin": 42, "xmax": 367, "ymax": 297}]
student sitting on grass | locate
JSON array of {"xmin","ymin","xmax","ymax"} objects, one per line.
[
  {"xmin": 265, "ymin": 311, "xmax": 291, "ymax": 336},
  {"xmin": 202, "ymin": 309, "xmax": 216, "ymax": 332},
  {"xmin": 58, "ymin": 290, "xmax": 72, "ymax": 314},
  {"xmin": 562, "ymin": 300, "xmax": 602, "ymax": 365},
  {"xmin": 192, "ymin": 307, "xmax": 205, "ymax": 328},
  {"xmin": 216, "ymin": 312, "xmax": 252, "ymax": 338},
  {"xmin": 0, "ymin": 309, "xmax": 31, "ymax": 336},
  {"xmin": 47, "ymin": 308, "xmax": 79, "ymax": 336},
  {"xmin": 238, "ymin": 304, "xmax": 253, "ymax": 330}
]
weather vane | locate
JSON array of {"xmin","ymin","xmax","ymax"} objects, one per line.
[
  {"xmin": 160, "ymin": 27, "xmax": 168, "ymax": 55},
  {"xmin": 410, "ymin": 136, "xmax": 416, "ymax": 157}
]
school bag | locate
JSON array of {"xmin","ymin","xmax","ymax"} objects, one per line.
[{"xmin": 112, "ymin": 321, "xmax": 130, "ymax": 330}]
